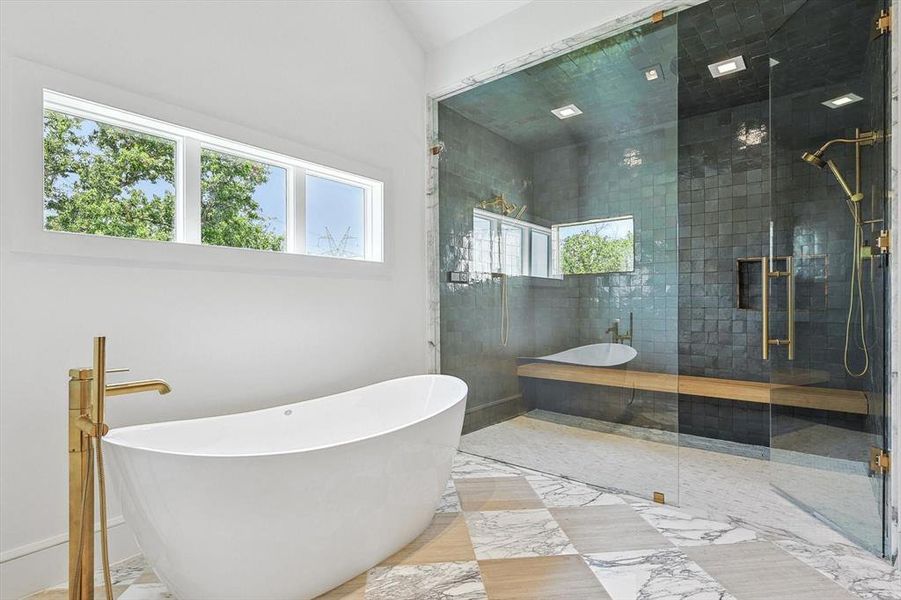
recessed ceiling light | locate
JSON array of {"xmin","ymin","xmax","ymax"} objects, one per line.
[
  {"xmin": 643, "ymin": 64, "xmax": 663, "ymax": 82},
  {"xmin": 769, "ymin": 57, "xmax": 780, "ymax": 67},
  {"xmin": 821, "ymin": 93, "xmax": 863, "ymax": 109},
  {"xmin": 551, "ymin": 104, "xmax": 582, "ymax": 119},
  {"xmin": 708, "ymin": 56, "xmax": 747, "ymax": 78}
]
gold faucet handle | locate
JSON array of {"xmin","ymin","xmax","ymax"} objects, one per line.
[{"xmin": 68, "ymin": 367, "xmax": 129, "ymax": 380}]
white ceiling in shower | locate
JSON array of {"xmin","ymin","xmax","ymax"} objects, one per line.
[{"xmin": 389, "ymin": 0, "xmax": 531, "ymax": 51}]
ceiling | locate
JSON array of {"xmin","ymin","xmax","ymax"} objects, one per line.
[
  {"xmin": 389, "ymin": 0, "xmax": 531, "ymax": 52},
  {"xmin": 678, "ymin": 0, "xmax": 875, "ymax": 118},
  {"xmin": 441, "ymin": 17, "xmax": 680, "ymax": 152},
  {"xmin": 439, "ymin": 0, "xmax": 880, "ymax": 152}
]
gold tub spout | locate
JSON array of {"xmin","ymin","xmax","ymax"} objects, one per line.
[
  {"xmin": 105, "ymin": 379, "xmax": 171, "ymax": 397},
  {"xmin": 68, "ymin": 337, "xmax": 170, "ymax": 600}
]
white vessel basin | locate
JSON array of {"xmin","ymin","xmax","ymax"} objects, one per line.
[{"xmin": 529, "ymin": 343, "xmax": 637, "ymax": 367}]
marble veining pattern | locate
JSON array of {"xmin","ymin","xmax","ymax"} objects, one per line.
[
  {"xmin": 585, "ymin": 548, "xmax": 737, "ymax": 600},
  {"xmin": 25, "ymin": 452, "xmax": 899, "ymax": 600},
  {"xmin": 464, "ymin": 509, "xmax": 577, "ymax": 560},
  {"xmin": 774, "ymin": 540, "xmax": 901, "ymax": 600},
  {"xmin": 526, "ymin": 474, "xmax": 625, "ymax": 508},
  {"xmin": 437, "ymin": 479, "xmax": 462, "ymax": 513},
  {"xmin": 631, "ymin": 502, "xmax": 757, "ymax": 547},
  {"xmin": 451, "ymin": 452, "xmax": 524, "ymax": 479},
  {"xmin": 116, "ymin": 583, "xmax": 174, "ymax": 600},
  {"xmin": 365, "ymin": 561, "xmax": 486, "ymax": 600}
]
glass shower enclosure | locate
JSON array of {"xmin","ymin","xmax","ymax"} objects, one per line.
[
  {"xmin": 437, "ymin": 14, "xmax": 682, "ymax": 504},
  {"xmin": 767, "ymin": 0, "xmax": 891, "ymax": 555},
  {"xmin": 435, "ymin": 0, "xmax": 892, "ymax": 558}
]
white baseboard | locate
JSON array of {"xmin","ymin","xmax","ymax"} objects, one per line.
[{"xmin": 0, "ymin": 520, "xmax": 139, "ymax": 599}]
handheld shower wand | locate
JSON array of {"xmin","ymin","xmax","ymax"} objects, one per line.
[{"xmin": 800, "ymin": 129, "xmax": 881, "ymax": 376}]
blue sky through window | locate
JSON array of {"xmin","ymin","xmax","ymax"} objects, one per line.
[
  {"xmin": 305, "ymin": 174, "xmax": 364, "ymax": 258},
  {"xmin": 253, "ymin": 165, "xmax": 286, "ymax": 235}
]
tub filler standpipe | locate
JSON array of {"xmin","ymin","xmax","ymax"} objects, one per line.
[{"xmin": 68, "ymin": 336, "xmax": 171, "ymax": 600}]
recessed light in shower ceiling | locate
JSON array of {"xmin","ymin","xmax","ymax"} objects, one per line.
[
  {"xmin": 643, "ymin": 64, "xmax": 663, "ymax": 81},
  {"xmin": 551, "ymin": 104, "xmax": 583, "ymax": 119},
  {"xmin": 821, "ymin": 93, "xmax": 863, "ymax": 109},
  {"xmin": 707, "ymin": 56, "xmax": 746, "ymax": 78}
]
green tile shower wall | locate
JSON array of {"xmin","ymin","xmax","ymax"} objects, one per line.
[
  {"xmin": 438, "ymin": 2, "xmax": 886, "ymax": 443},
  {"xmin": 438, "ymin": 103, "xmax": 680, "ymax": 431},
  {"xmin": 437, "ymin": 105, "xmax": 538, "ymax": 430},
  {"xmin": 531, "ymin": 126, "xmax": 681, "ymax": 375}
]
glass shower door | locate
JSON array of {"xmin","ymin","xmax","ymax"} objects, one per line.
[{"xmin": 767, "ymin": 0, "xmax": 890, "ymax": 555}]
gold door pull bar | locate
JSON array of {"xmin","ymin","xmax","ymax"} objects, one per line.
[{"xmin": 761, "ymin": 256, "xmax": 794, "ymax": 360}]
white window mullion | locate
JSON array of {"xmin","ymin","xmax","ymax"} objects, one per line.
[
  {"xmin": 522, "ymin": 225, "xmax": 531, "ymax": 276},
  {"xmin": 182, "ymin": 138, "xmax": 202, "ymax": 244},
  {"xmin": 369, "ymin": 183, "xmax": 384, "ymax": 262},
  {"xmin": 290, "ymin": 166, "xmax": 307, "ymax": 254}
]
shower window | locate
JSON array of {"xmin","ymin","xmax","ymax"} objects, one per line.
[
  {"xmin": 471, "ymin": 208, "xmax": 551, "ymax": 276},
  {"xmin": 472, "ymin": 215, "xmax": 495, "ymax": 273},
  {"xmin": 41, "ymin": 90, "xmax": 384, "ymax": 262},
  {"xmin": 553, "ymin": 216, "xmax": 634, "ymax": 275},
  {"xmin": 500, "ymin": 224, "xmax": 523, "ymax": 276},
  {"xmin": 530, "ymin": 230, "xmax": 550, "ymax": 277}
]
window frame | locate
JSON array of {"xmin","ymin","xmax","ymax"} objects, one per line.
[
  {"xmin": 42, "ymin": 90, "xmax": 384, "ymax": 262},
  {"xmin": 472, "ymin": 208, "xmax": 551, "ymax": 277},
  {"xmin": 551, "ymin": 214, "xmax": 635, "ymax": 276}
]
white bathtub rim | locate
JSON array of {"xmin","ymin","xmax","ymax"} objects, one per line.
[{"xmin": 103, "ymin": 374, "xmax": 467, "ymax": 459}]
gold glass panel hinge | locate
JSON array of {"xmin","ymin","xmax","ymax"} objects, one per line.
[
  {"xmin": 870, "ymin": 448, "xmax": 890, "ymax": 474},
  {"xmin": 875, "ymin": 8, "xmax": 891, "ymax": 37},
  {"xmin": 876, "ymin": 229, "xmax": 890, "ymax": 254}
]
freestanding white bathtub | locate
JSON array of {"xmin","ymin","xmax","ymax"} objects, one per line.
[{"xmin": 103, "ymin": 374, "xmax": 467, "ymax": 600}]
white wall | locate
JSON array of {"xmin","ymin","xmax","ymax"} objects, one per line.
[
  {"xmin": 425, "ymin": 0, "xmax": 661, "ymax": 95},
  {"xmin": 0, "ymin": 1, "xmax": 426, "ymax": 597}
]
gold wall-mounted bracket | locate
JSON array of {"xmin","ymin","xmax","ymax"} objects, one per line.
[
  {"xmin": 870, "ymin": 447, "xmax": 890, "ymax": 474},
  {"xmin": 874, "ymin": 8, "xmax": 891, "ymax": 37},
  {"xmin": 877, "ymin": 229, "xmax": 890, "ymax": 254}
]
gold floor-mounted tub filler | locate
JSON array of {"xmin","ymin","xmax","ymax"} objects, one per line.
[{"xmin": 68, "ymin": 336, "xmax": 170, "ymax": 600}]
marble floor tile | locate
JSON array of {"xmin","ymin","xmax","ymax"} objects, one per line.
[
  {"xmin": 479, "ymin": 555, "xmax": 612, "ymax": 600},
  {"xmin": 115, "ymin": 583, "xmax": 174, "ymax": 600},
  {"xmin": 106, "ymin": 556, "xmax": 148, "ymax": 587},
  {"xmin": 684, "ymin": 541, "xmax": 858, "ymax": 600},
  {"xmin": 631, "ymin": 501, "xmax": 757, "ymax": 547},
  {"xmin": 452, "ymin": 453, "xmax": 524, "ymax": 479},
  {"xmin": 454, "ymin": 476, "xmax": 543, "ymax": 511},
  {"xmin": 315, "ymin": 573, "xmax": 367, "ymax": 600},
  {"xmin": 436, "ymin": 479, "xmax": 461, "ymax": 513},
  {"xmin": 464, "ymin": 509, "xmax": 577, "ymax": 560},
  {"xmin": 584, "ymin": 548, "xmax": 736, "ymax": 600},
  {"xmin": 25, "ymin": 587, "xmax": 129, "ymax": 600},
  {"xmin": 365, "ymin": 561, "xmax": 486, "ymax": 600},
  {"xmin": 525, "ymin": 474, "xmax": 625, "ymax": 508},
  {"xmin": 460, "ymin": 415, "xmax": 679, "ymax": 500},
  {"xmin": 774, "ymin": 540, "xmax": 901, "ymax": 600},
  {"xmin": 381, "ymin": 514, "xmax": 476, "ymax": 566},
  {"xmin": 550, "ymin": 505, "xmax": 672, "ymax": 554}
]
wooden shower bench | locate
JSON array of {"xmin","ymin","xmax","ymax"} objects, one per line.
[{"xmin": 516, "ymin": 362, "xmax": 868, "ymax": 415}]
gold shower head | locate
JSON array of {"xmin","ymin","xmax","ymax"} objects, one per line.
[{"xmin": 801, "ymin": 151, "xmax": 826, "ymax": 169}]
